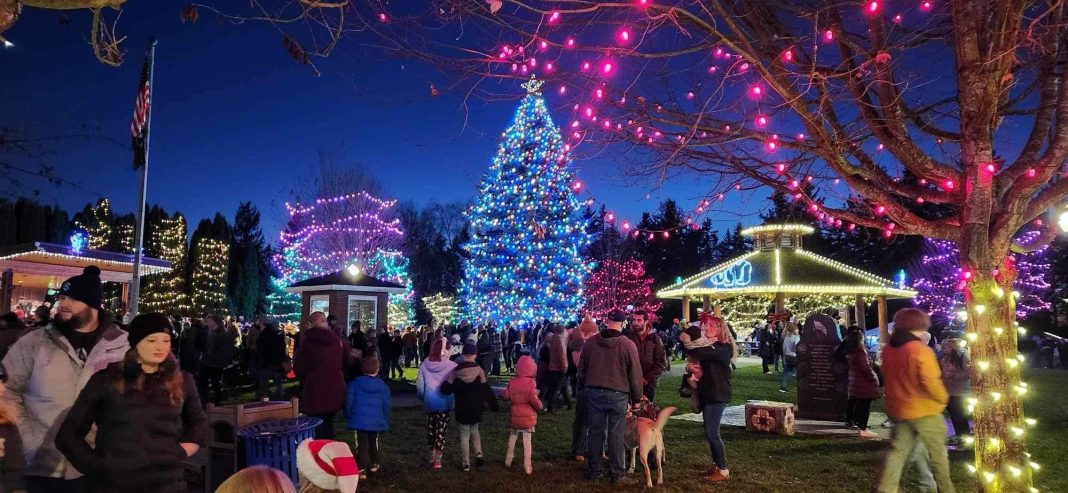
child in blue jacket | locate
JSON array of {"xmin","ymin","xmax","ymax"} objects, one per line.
[{"xmin": 345, "ymin": 357, "xmax": 391, "ymax": 478}]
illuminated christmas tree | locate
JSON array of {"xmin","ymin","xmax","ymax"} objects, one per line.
[
  {"xmin": 191, "ymin": 237, "xmax": 230, "ymax": 314},
  {"xmin": 140, "ymin": 215, "xmax": 191, "ymax": 314},
  {"xmin": 423, "ymin": 293, "xmax": 456, "ymax": 325},
  {"xmin": 460, "ymin": 77, "xmax": 593, "ymax": 325},
  {"xmin": 584, "ymin": 259, "xmax": 660, "ymax": 320},
  {"xmin": 270, "ymin": 190, "xmax": 415, "ymax": 323},
  {"xmin": 911, "ymin": 231, "xmax": 1051, "ymax": 324}
]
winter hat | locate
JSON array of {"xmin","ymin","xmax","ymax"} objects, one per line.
[
  {"xmin": 296, "ymin": 439, "xmax": 359, "ymax": 493},
  {"xmin": 127, "ymin": 313, "xmax": 174, "ymax": 347},
  {"xmin": 58, "ymin": 266, "xmax": 103, "ymax": 309},
  {"xmin": 606, "ymin": 308, "xmax": 628, "ymax": 323},
  {"xmin": 577, "ymin": 314, "xmax": 598, "ymax": 336},
  {"xmin": 449, "ymin": 334, "xmax": 461, "ymax": 344},
  {"xmin": 462, "ymin": 342, "xmax": 478, "ymax": 356}
]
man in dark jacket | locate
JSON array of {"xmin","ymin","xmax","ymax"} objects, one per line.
[
  {"xmin": 256, "ymin": 322, "xmax": 291, "ymax": 399},
  {"xmin": 294, "ymin": 312, "xmax": 347, "ymax": 439},
  {"xmin": 197, "ymin": 314, "xmax": 235, "ymax": 405},
  {"xmin": 577, "ymin": 309, "xmax": 643, "ymax": 484},
  {"xmin": 626, "ymin": 310, "xmax": 667, "ymax": 402}
]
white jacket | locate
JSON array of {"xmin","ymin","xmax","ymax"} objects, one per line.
[{"xmin": 2, "ymin": 323, "xmax": 129, "ymax": 479}]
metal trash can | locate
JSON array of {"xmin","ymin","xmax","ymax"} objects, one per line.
[{"xmin": 237, "ymin": 416, "xmax": 322, "ymax": 484}]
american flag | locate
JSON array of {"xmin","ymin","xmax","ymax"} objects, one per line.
[{"xmin": 131, "ymin": 42, "xmax": 155, "ymax": 170}]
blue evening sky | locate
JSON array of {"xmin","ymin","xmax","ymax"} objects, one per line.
[{"xmin": 4, "ymin": 2, "xmax": 781, "ymax": 239}]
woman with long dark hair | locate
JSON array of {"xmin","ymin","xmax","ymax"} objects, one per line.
[
  {"xmin": 56, "ymin": 313, "xmax": 206, "ymax": 492},
  {"xmin": 838, "ymin": 325, "xmax": 881, "ymax": 439}
]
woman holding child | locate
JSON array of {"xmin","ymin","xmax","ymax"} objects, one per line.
[{"xmin": 683, "ymin": 314, "xmax": 736, "ymax": 483}]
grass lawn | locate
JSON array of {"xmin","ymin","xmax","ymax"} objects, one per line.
[{"xmin": 229, "ymin": 365, "xmax": 1068, "ymax": 492}]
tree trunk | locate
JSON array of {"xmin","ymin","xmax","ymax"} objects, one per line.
[{"xmin": 963, "ymin": 255, "xmax": 1034, "ymax": 492}]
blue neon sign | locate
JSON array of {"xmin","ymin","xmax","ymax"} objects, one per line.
[{"xmin": 709, "ymin": 260, "xmax": 753, "ymax": 288}]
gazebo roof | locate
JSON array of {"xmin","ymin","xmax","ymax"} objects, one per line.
[
  {"xmin": 285, "ymin": 269, "xmax": 407, "ymax": 294},
  {"xmin": 657, "ymin": 224, "xmax": 917, "ymax": 300},
  {"xmin": 0, "ymin": 242, "xmax": 172, "ymax": 288}
]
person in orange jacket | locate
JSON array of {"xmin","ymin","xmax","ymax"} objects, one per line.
[{"xmin": 875, "ymin": 308, "xmax": 954, "ymax": 493}]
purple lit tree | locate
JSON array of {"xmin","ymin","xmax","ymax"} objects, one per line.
[{"xmin": 912, "ymin": 231, "xmax": 1051, "ymax": 325}]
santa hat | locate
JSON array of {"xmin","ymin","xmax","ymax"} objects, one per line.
[{"xmin": 296, "ymin": 439, "xmax": 359, "ymax": 493}]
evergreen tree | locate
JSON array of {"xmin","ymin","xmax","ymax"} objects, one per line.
[
  {"xmin": 191, "ymin": 237, "xmax": 230, "ymax": 315},
  {"xmin": 141, "ymin": 214, "xmax": 191, "ymax": 315},
  {"xmin": 73, "ymin": 198, "xmax": 114, "ymax": 250},
  {"xmin": 584, "ymin": 259, "xmax": 662, "ymax": 319},
  {"xmin": 460, "ymin": 78, "xmax": 592, "ymax": 325},
  {"xmin": 230, "ymin": 202, "xmax": 270, "ymax": 317}
]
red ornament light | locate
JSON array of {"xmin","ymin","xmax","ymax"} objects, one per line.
[
  {"xmin": 917, "ymin": 197, "xmax": 925, "ymax": 204},
  {"xmin": 566, "ymin": 38, "xmax": 576, "ymax": 49},
  {"xmin": 606, "ymin": 213, "xmax": 615, "ymax": 222},
  {"xmin": 875, "ymin": 205, "xmax": 886, "ymax": 215},
  {"xmin": 749, "ymin": 85, "xmax": 764, "ymax": 99},
  {"xmin": 602, "ymin": 62, "xmax": 615, "ymax": 74},
  {"xmin": 549, "ymin": 10, "xmax": 561, "ymax": 23},
  {"xmin": 920, "ymin": 1, "xmax": 932, "ymax": 11},
  {"xmin": 618, "ymin": 29, "xmax": 631, "ymax": 44},
  {"xmin": 572, "ymin": 181, "xmax": 583, "ymax": 191},
  {"xmin": 662, "ymin": 231, "xmax": 670, "ymax": 239},
  {"xmin": 1027, "ymin": 168, "xmax": 1037, "ymax": 178},
  {"xmin": 848, "ymin": 223, "xmax": 856, "ymax": 231},
  {"xmin": 686, "ymin": 91, "xmax": 695, "ymax": 100},
  {"xmin": 717, "ymin": 193, "xmax": 725, "ymax": 201},
  {"xmin": 782, "ymin": 49, "xmax": 794, "ymax": 63},
  {"xmin": 985, "ymin": 163, "xmax": 997, "ymax": 173},
  {"xmin": 823, "ymin": 29, "xmax": 834, "ymax": 42},
  {"xmin": 893, "ymin": 14, "xmax": 903, "ymax": 23},
  {"xmin": 378, "ymin": 12, "xmax": 389, "ymax": 22},
  {"xmin": 545, "ymin": 62, "xmax": 554, "ymax": 72},
  {"xmin": 755, "ymin": 115, "xmax": 769, "ymax": 127},
  {"xmin": 797, "ymin": 133, "xmax": 805, "ymax": 141},
  {"xmin": 866, "ymin": 1, "xmax": 881, "ymax": 15},
  {"xmin": 776, "ymin": 163, "xmax": 787, "ymax": 174},
  {"xmin": 581, "ymin": 61, "xmax": 591, "ymax": 71},
  {"xmin": 766, "ymin": 141, "xmax": 777, "ymax": 152},
  {"xmin": 944, "ymin": 180, "xmax": 955, "ymax": 190},
  {"xmin": 595, "ymin": 89, "xmax": 604, "ymax": 99},
  {"xmin": 789, "ymin": 179, "xmax": 799, "ymax": 189},
  {"xmin": 622, "ymin": 221, "xmax": 631, "ymax": 230}
]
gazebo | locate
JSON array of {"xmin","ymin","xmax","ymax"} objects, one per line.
[
  {"xmin": 0, "ymin": 241, "xmax": 172, "ymax": 313},
  {"xmin": 285, "ymin": 267, "xmax": 407, "ymax": 331},
  {"xmin": 656, "ymin": 224, "xmax": 917, "ymax": 341}
]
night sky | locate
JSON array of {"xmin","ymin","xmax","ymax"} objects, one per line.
[{"xmin": 3, "ymin": 1, "xmax": 764, "ymax": 239}]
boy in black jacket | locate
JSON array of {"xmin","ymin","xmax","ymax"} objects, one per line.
[{"xmin": 441, "ymin": 343, "xmax": 499, "ymax": 472}]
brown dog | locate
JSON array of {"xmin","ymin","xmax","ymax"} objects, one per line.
[{"xmin": 625, "ymin": 405, "xmax": 677, "ymax": 487}]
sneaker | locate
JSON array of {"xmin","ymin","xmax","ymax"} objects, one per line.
[
  {"xmin": 359, "ymin": 471, "xmax": 368, "ymax": 480},
  {"xmin": 610, "ymin": 476, "xmax": 633, "ymax": 485},
  {"xmin": 946, "ymin": 436, "xmax": 963, "ymax": 448},
  {"xmin": 461, "ymin": 463, "xmax": 471, "ymax": 472},
  {"xmin": 880, "ymin": 420, "xmax": 894, "ymax": 429},
  {"xmin": 779, "ymin": 388, "xmax": 787, "ymax": 393},
  {"xmin": 845, "ymin": 422, "xmax": 859, "ymax": 429},
  {"xmin": 574, "ymin": 455, "xmax": 585, "ymax": 462},
  {"xmin": 859, "ymin": 429, "xmax": 879, "ymax": 439},
  {"xmin": 475, "ymin": 455, "xmax": 485, "ymax": 468},
  {"xmin": 432, "ymin": 460, "xmax": 443, "ymax": 470},
  {"xmin": 369, "ymin": 464, "xmax": 381, "ymax": 473},
  {"xmin": 704, "ymin": 469, "xmax": 730, "ymax": 482},
  {"xmin": 703, "ymin": 466, "xmax": 719, "ymax": 476}
]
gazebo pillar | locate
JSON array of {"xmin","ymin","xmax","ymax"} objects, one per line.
[
  {"xmin": 713, "ymin": 302, "xmax": 722, "ymax": 318},
  {"xmin": 0, "ymin": 269, "xmax": 12, "ymax": 313},
  {"xmin": 774, "ymin": 292, "xmax": 786, "ymax": 316},
  {"xmin": 854, "ymin": 295, "xmax": 867, "ymax": 329},
  {"xmin": 877, "ymin": 295, "xmax": 889, "ymax": 343},
  {"xmin": 682, "ymin": 297, "xmax": 690, "ymax": 322},
  {"xmin": 701, "ymin": 295, "xmax": 711, "ymax": 315}
]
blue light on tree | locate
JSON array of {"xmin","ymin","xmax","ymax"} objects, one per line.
[
  {"xmin": 69, "ymin": 232, "xmax": 87, "ymax": 255},
  {"xmin": 460, "ymin": 76, "xmax": 593, "ymax": 325}
]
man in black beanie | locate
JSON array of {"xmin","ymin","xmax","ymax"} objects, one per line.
[{"xmin": 2, "ymin": 265, "xmax": 130, "ymax": 493}]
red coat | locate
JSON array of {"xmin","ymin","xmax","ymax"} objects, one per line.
[
  {"xmin": 847, "ymin": 344, "xmax": 881, "ymax": 400},
  {"xmin": 499, "ymin": 356, "xmax": 543, "ymax": 430},
  {"xmin": 294, "ymin": 327, "xmax": 347, "ymax": 415}
]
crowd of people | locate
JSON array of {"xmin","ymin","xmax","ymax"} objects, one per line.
[{"xmin": 0, "ymin": 263, "xmax": 1034, "ymax": 493}]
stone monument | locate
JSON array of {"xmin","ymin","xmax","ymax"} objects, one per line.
[{"xmin": 796, "ymin": 313, "xmax": 848, "ymax": 420}]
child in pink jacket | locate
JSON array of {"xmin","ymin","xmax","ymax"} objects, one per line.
[{"xmin": 498, "ymin": 355, "xmax": 543, "ymax": 474}]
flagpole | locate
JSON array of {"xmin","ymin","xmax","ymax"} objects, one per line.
[{"xmin": 129, "ymin": 36, "xmax": 157, "ymax": 319}]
